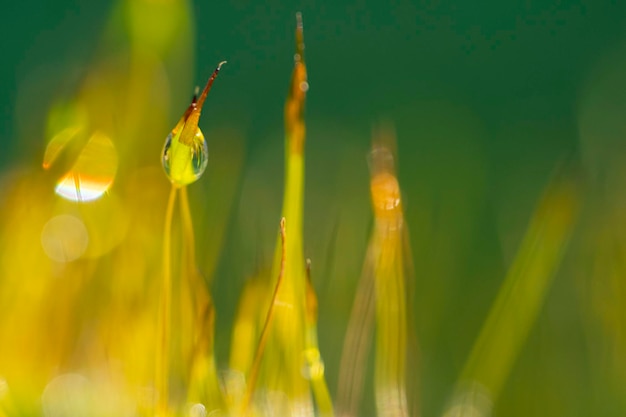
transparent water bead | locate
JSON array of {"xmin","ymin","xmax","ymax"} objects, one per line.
[
  {"xmin": 161, "ymin": 61, "xmax": 225, "ymax": 186},
  {"xmin": 161, "ymin": 127, "xmax": 208, "ymax": 186}
]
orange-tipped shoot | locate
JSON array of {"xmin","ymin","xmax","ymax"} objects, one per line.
[
  {"xmin": 179, "ymin": 61, "xmax": 227, "ymax": 146},
  {"xmin": 162, "ymin": 61, "xmax": 226, "ymax": 186},
  {"xmin": 285, "ymin": 13, "xmax": 308, "ymax": 155},
  {"xmin": 369, "ymin": 126, "xmax": 411, "ymax": 417}
]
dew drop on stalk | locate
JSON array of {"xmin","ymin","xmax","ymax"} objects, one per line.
[
  {"xmin": 161, "ymin": 61, "xmax": 226, "ymax": 186},
  {"xmin": 161, "ymin": 127, "xmax": 209, "ymax": 186}
]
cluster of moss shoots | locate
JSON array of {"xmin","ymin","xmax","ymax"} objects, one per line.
[
  {"xmin": 8, "ymin": 11, "xmax": 583, "ymax": 417},
  {"xmin": 153, "ymin": 13, "xmax": 418, "ymax": 417}
]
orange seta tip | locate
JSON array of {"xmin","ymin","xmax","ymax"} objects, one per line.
[{"xmin": 178, "ymin": 61, "xmax": 227, "ymax": 145}]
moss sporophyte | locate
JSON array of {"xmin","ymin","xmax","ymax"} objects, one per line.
[
  {"xmin": 3, "ymin": 5, "xmax": 587, "ymax": 417},
  {"xmin": 162, "ymin": 61, "xmax": 226, "ymax": 187}
]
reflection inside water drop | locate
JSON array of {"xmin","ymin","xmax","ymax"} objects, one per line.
[{"xmin": 161, "ymin": 128, "xmax": 208, "ymax": 186}]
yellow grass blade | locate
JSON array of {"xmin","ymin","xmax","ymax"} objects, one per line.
[
  {"xmin": 369, "ymin": 134, "xmax": 410, "ymax": 417},
  {"xmin": 241, "ymin": 12, "xmax": 313, "ymax": 415},
  {"xmin": 339, "ymin": 125, "xmax": 415, "ymax": 417},
  {"xmin": 447, "ymin": 168, "xmax": 580, "ymax": 416},
  {"xmin": 304, "ymin": 260, "xmax": 334, "ymax": 417}
]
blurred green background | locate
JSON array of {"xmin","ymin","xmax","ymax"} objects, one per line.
[{"xmin": 2, "ymin": 1, "xmax": 626, "ymax": 416}]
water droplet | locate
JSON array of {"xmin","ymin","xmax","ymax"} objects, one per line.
[
  {"xmin": 161, "ymin": 127, "xmax": 208, "ymax": 186},
  {"xmin": 162, "ymin": 62, "xmax": 225, "ymax": 185}
]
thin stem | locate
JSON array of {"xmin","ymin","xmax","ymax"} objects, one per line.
[
  {"xmin": 196, "ymin": 61, "xmax": 227, "ymax": 112},
  {"xmin": 179, "ymin": 185, "xmax": 198, "ymax": 377},
  {"xmin": 180, "ymin": 61, "xmax": 226, "ymax": 146},
  {"xmin": 285, "ymin": 14, "xmax": 307, "ymax": 156},
  {"xmin": 241, "ymin": 218, "xmax": 287, "ymax": 415},
  {"xmin": 304, "ymin": 260, "xmax": 335, "ymax": 417},
  {"xmin": 156, "ymin": 186, "xmax": 177, "ymax": 417},
  {"xmin": 336, "ymin": 244, "xmax": 376, "ymax": 417},
  {"xmin": 179, "ymin": 186, "xmax": 197, "ymax": 277}
]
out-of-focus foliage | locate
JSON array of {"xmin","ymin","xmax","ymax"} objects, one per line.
[{"xmin": 1, "ymin": 0, "xmax": 626, "ymax": 416}]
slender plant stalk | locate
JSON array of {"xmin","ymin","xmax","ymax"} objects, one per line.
[
  {"xmin": 369, "ymin": 136, "xmax": 410, "ymax": 417},
  {"xmin": 281, "ymin": 10, "xmax": 307, "ymax": 250},
  {"xmin": 338, "ymin": 137, "xmax": 412, "ymax": 417},
  {"xmin": 451, "ymin": 171, "xmax": 580, "ymax": 412},
  {"xmin": 156, "ymin": 185, "xmax": 178, "ymax": 417},
  {"xmin": 157, "ymin": 61, "xmax": 225, "ymax": 414},
  {"xmin": 304, "ymin": 260, "xmax": 334, "ymax": 417},
  {"xmin": 373, "ymin": 225, "xmax": 408, "ymax": 417},
  {"xmin": 336, "ymin": 244, "xmax": 377, "ymax": 417},
  {"xmin": 179, "ymin": 185, "xmax": 199, "ymax": 371},
  {"xmin": 307, "ymin": 333, "xmax": 335, "ymax": 417},
  {"xmin": 242, "ymin": 218, "xmax": 287, "ymax": 415},
  {"xmin": 237, "ymin": 11, "xmax": 311, "ymax": 413},
  {"xmin": 179, "ymin": 185, "xmax": 197, "ymax": 370},
  {"xmin": 261, "ymin": 11, "xmax": 311, "ymax": 408},
  {"xmin": 179, "ymin": 186, "xmax": 197, "ymax": 271},
  {"xmin": 180, "ymin": 186, "xmax": 224, "ymax": 411}
]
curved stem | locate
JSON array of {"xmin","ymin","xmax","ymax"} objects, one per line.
[{"xmin": 241, "ymin": 218, "xmax": 287, "ymax": 415}]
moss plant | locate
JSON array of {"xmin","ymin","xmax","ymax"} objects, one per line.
[
  {"xmin": 0, "ymin": 6, "xmax": 600, "ymax": 417},
  {"xmin": 158, "ymin": 62, "xmax": 226, "ymax": 416},
  {"xmin": 337, "ymin": 125, "xmax": 415, "ymax": 417}
]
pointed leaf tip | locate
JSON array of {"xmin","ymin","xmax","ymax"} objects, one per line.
[{"xmin": 296, "ymin": 12, "xmax": 303, "ymax": 29}]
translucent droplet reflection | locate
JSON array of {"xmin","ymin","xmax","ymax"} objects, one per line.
[
  {"xmin": 161, "ymin": 127, "xmax": 208, "ymax": 186},
  {"xmin": 52, "ymin": 131, "xmax": 118, "ymax": 202},
  {"xmin": 41, "ymin": 215, "xmax": 89, "ymax": 263}
]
